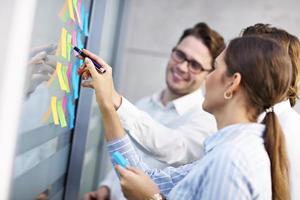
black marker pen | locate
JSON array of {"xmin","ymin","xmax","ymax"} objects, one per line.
[{"xmin": 73, "ymin": 46, "xmax": 106, "ymax": 75}]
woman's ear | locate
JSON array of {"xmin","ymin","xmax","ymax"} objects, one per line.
[{"xmin": 225, "ymin": 72, "xmax": 242, "ymax": 93}]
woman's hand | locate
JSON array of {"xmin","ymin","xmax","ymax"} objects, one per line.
[
  {"xmin": 80, "ymin": 50, "xmax": 122, "ymax": 109},
  {"xmin": 116, "ymin": 165, "xmax": 161, "ymax": 200},
  {"xmin": 81, "ymin": 56, "xmax": 114, "ymax": 109}
]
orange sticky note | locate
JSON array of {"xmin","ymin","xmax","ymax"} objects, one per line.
[
  {"xmin": 56, "ymin": 62, "xmax": 67, "ymax": 91},
  {"xmin": 42, "ymin": 104, "xmax": 52, "ymax": 123},
  {"xmin": 61, "ymin": 28, "xmax": 67, "ymax": 58},
  {"xmin": 47, "ymin": 70, "xmax": 57, "ymax": 87},
  {"xmin": 68, "ymin": 0, "xmax": 75, "ymax": 21},
  {"xmin": 51, "ymin": 96, "xmax": 60, "ymax": 125}
]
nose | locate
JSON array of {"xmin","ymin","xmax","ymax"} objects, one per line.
[{"xmin": 176, "ymin": 60, "xmax": 189, "ymax": 73}]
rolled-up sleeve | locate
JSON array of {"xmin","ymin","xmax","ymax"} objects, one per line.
[{"xmin": 107, "ymin": 135, "xmax": 198, "ymax": 195}]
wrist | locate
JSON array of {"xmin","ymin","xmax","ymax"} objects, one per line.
[
  {"xmin": 146, "ymin": 193, "xmax": 166, "ymax": 200},
  {"xmin": 112, "ymin": 92, "xmax": 122, "ymax": 110}
]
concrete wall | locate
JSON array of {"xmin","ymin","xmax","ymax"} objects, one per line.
[{"xmin": 117, "ymin": 0, "xmax": 300, "ymax": 112}]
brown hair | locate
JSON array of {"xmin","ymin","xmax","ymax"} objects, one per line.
[
  {"xmin": 225, "ymin": 36, "xmax": 292, "ymax": 200},
  {"xmin": 178, "ymin": 22, "xmax": 225, "ymax": 67},
  {"xmin": 241, "ymin": 23, "xmax": 300, "ymax": 107}
]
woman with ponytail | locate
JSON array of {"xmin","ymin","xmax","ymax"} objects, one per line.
[
  {"xmin": 242, "ymin": 23, "xmax": 300, "ymax": 200},
  {"xmin": 81, "ymin": 36, "xmax": 292, "ymax": 199}
]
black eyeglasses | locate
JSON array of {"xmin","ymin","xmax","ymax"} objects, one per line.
[{"xmin": 171, "ymin": 48, "xmax": 212, "ymax": 73}]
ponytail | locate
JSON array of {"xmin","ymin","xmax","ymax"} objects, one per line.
[{"xmin": 263, "ymin": 111, "xmax": 290, "ymax": 200}]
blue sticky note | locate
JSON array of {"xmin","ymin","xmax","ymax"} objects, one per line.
[
  {"xmin": 77, "ymin": 31, "xmax": 84, "ymax": 49},
  {"xmin": 67, "ymin": 94, "xmax": 75, "ymax": 129},
  {"xmin": 112, "ymin": 151, "xmax": 128, "ymax": 168},
  {"xmin": 83, "ymin": 12, "xmax": 89, "ymax": 36},
  {"xmin": 71, "ymin": 60, "xmax": 81, "ymax": 99}
]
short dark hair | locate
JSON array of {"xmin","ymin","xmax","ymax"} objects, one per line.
[{"xmin": 178, "ymin": 22, "xmax": 225, "ymax": 67}]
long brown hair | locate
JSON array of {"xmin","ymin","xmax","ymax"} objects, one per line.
[
  {"xmin": 225, "ymin": 36, "xmax": 292, "ymax": 200},
  {"xmin": 241, "ymin": 23, "xmax": 300, "ymax": 107}
]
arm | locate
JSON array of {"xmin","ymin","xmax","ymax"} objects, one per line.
[
  {"xmin": 117, "ymin": 98, "xmax": 217, "ymax": 165},
  {"xmin": 107, "ymin": 135, "xmax": 197, "ymax": 196},
  {"xmin": 80, "ymin": 52, "xmax": 197, "ymax": 196}
]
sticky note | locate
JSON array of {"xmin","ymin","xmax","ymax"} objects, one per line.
[
  {"xmin": 67, "ymin": 62, "xmax": 72, "ymax": 89},
  {"xmin": 51, "ymin": 96, "xmax": 60, "ymax": 125},
  {"xmin": 77, "ymin": 31, "xmax": 84, "ymax": 49},
  {"xmin": 42, "ymin": 105, "xmax": 52, "ymax": 123},
  {"xmin": 73, "ymin": 0, "xmax": 82, "ymax": 28},
  {"xmin": 57, "ymin": 99, "xmax": 67, "ymax": 128},
  {"xmin": 62, "ymin": 65, "xmax": 70, "ymax": 93},
  {"xmin": 67, "ymin": 94, "xmax": 75, "ymax": 129},
  {"xmin": 62, "ymin": 95, "xmax": 67, "ymax": 112},
  {"xmin": 61, "ymin": 28, "xmax": 67, "ymax": 58},
  {"xmin": 68, "ymin": 0, "xmax": 75, "ymax": 21},
  {"xmin": 59, "ymin": 0, "xmax": 69, "ymax": 22},
  {"xmin": 77, "ymin": 0, "xmax": 83, "ymax": 30},
  {"xmin": 71, "ymin": 31, "xmax": 77, "ymax": 47},
  {"xmin": 57, "ymin": 62, "xmax": 67, "ymax": 91},
  {"xmin": 83, "ymin": 12, "xmax": 89, "ymax": 36},
  {"xmin": 80, "ymin": 3, "xmax": 85, "ymax": 31},
  {"xmin": 67, "ymin": 32, "xmax": 72, "ymax": 61},
  {"xmin": 112, "ymin": 151, "xmax": 128, "ymax": 168},
  {"xmin": 47, "ymin": 70, "xmax": 57, "ymax": 87},
  {"xmin": 72, "ymin": 60, "xmax": 81, "ymax": 99}
]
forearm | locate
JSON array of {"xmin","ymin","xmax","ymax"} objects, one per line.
[
  {"xmin": 98, "ymin": 103, "xmax": 125, "ymax": 141},
  {"xmin": 107, "ymin": 136, "xmax": 197, "ymax": 195}
]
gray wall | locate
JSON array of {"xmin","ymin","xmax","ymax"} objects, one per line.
[{"xmin": 116, "ymin": 0, "xmax": 300, "ymax": 112}]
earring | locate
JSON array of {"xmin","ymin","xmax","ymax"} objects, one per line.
[{"xmin": 224, "ymin": 91, "xmax": 233, "ymax": 99}]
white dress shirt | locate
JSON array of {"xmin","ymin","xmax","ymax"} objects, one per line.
[
  {"xmin": 100, "ymin": 89, "xmax": 217, "ymax": 200},
  {"xmin": 274, "ymin": 100, "xmax": 300, "ymax": 200}
]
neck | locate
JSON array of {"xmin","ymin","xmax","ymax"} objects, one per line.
[
  {"xmin": 161, "ymin": 88, "xmax": 182, "ymax": 106},
  {"xmin": 213, "ymin": 103, "xmax": 251, "ymax": 130}
]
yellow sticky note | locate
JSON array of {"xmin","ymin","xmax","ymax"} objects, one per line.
[
  {"xmin": 56, "ymin": 62, "xmax": 67, "ymax": 91},
  {"xmin": 68, "ymin": 0, "xmax": 75, "ymax": 21},
  {"xmin": 51, "ymin": 96, "xmax": 59, "ymax": 125},
  {"xmin": 57, "ymin": 99, "xmax": 67, "ymax": 128},
  {"xmin": 61, "ymin": 28, "xmax": 67, "ymax": 58}
]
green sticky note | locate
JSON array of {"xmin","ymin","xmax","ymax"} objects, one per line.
[
  {"xmin": 67, "ymin": 33, "xmax": 72, "ymax": 61},
  {"xmin": 57, "ymin": 99, "xmax": 67, "ymax": 128},
  {"xmin": 62, "ymin": 65, "xmax": 70, "ymax": 93}
]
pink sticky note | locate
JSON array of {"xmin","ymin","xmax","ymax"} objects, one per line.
[
  {"xmin": 62, "ymin": 95, "xmax": 67, "ymax": 112},
  {"xmin": 72, "ymin": 31, "xmax": 77, "ymax": 47},
  {"xmin": 67, "ymin": 62, "xmax": 72, "ymax": 89}
]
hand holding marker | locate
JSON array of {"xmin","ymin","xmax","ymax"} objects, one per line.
[{"xmin": 73, "ymin": 46, "xmax": 106, "ymax": 75}]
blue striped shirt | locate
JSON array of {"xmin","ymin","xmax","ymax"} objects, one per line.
[{"xmin": 107, "ymin": 123, "xmax": 272, "ymax": 199}]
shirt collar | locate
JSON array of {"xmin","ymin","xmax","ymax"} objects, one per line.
[
  {"xmin": 204, "ymin": 123, "xmax": 265, "ymax": 153},
  {"xmin": 150, "ymin": 89, "xmax": 204, "ymax": 115}
]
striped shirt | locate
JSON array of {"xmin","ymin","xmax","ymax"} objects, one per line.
[{"xmin": 107, "ymin": 123, "xmax": 272, "ymax": 199}]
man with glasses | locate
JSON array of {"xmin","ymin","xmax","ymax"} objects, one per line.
[{"xmin": 84, "ymin": 22, "xmax": 225, "ymax": 200}]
